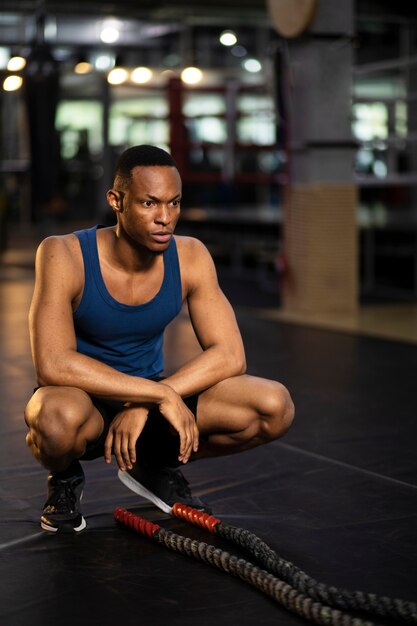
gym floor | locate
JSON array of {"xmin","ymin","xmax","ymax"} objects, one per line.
[{"xmin": 1, "ymin": 241, "xmax": 416, "ymax": 626}]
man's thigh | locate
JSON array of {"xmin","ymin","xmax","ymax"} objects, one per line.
[
  {"xmin": 196, "ymin": 374, "xmax": 289, "ymax": 436},
  {"xmin": 26, "ymin": 386, "xmax": 105, "ymax": 430}
]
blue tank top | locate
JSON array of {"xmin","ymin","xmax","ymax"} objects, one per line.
[{"xmin": 73, "ymin": 225, "xmax": 182, "ymax": 378}]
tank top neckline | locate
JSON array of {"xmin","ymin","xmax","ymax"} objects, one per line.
[{"xmin": 89, "ymin": 224, "xmax": 172, "ymax": 312}]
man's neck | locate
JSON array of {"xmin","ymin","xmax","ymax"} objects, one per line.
[{"xmin": 102, "ymin": 226, "xmax": 159, "ymax": 273}]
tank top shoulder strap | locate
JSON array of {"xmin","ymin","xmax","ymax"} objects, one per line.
[
  {"xmin": 73, "ymin": 225, "xmax": 102, "ymax": 312},
  {"xmin": 74, "ymin": 223, "xmax": 102, "ymax": 269},
  {"xmin": 165, "ymin": 236, "xmax": 182, "ymax": 311}
]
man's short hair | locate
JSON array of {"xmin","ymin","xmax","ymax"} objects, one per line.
[{"xmin": 114, "ymin": 145, "xmax": 177, "ymax": 189}]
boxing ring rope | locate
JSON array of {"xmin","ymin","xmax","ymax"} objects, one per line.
[{"xmin": 114, "ymin": 504, "xmax": 417, "ymax": 626}]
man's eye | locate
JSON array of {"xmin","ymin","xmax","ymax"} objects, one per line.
[{"xmin": 143, "ymin": 201, "xmax": 153, "ymax": 207}]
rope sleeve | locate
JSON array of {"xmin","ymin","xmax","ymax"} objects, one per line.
[
  {"xmin": 172, "ymin": 502, "xmax": 221, "ymax": 532},
  {"xmin": 114, "ymin": 507, "xmax": 161, "ymax": 539}
]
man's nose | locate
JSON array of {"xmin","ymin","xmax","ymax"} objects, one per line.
[{"xmin": 155, "ymin": 205, "xmax": 170, "ymax": 224}]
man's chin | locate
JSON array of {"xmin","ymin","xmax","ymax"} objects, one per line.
[{"xmin": 148, "ymin": 241, "xmax": 171, "ymax": 254}]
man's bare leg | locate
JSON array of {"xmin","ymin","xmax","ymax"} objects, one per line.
[
  {"xmin": 24, "ymin": 386, "xmax": 105, "ymax": 533},
  {"xmin": 193, "ymin": 375, "xmax": 294, "ymax": 459},
  {"xmin": 25, "ymin": 386, "xmax": 105, "ymax": 472}
]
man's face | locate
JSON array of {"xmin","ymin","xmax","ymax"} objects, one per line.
[{"xmin": 112, "ymin": 165, "xmax": 182, "ymax": 253}]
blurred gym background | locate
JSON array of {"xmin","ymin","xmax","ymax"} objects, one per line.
[{"xmin": 1, "ymin": 0, "xmax": 417, "ymax": 340}]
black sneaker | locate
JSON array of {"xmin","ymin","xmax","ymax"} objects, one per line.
[
  {"xmin": 118, "ymin": 464, "xmax": 212, "ymax": 515},
  {"xmin": 41, "ymin": 462, "xmax": 86, "ymax": 533}
]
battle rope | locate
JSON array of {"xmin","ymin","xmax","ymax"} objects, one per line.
[
  {"xmin": 170, "ymin": 503, "xmax": 417, "ymax": 624},
  {"xmin": 115, "ymin": 506, "xmax": 380, "ymax": 626}
]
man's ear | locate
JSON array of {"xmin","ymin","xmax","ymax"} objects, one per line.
[{"xmin": 107, "ymin": 189, "xmax": 124, "ymax": 213}]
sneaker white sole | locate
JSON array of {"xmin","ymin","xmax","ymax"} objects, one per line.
[
  {"xmin": 40, "ymin": 516, "xmax": 87, "ymax": 533},
  {"xmin": 118, "ymin": 469, "xmax": 172, "ymax": 515}
]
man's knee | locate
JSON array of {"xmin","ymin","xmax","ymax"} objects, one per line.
[
  {"xmin": 25, "ymin": 387, "xmax": 91, "ymax": 456},
  {"xmin": 259, "ymin": 382, "xmax": 295, "ymax": 441}
]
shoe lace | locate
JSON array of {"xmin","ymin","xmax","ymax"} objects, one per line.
[{"xmin": 46, "ymin": 480, "xmax": 77, "ymax": 514}]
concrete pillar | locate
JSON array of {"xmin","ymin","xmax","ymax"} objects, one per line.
[{"xmin": 270, "ymin": 0, "xmax": 358, "ymax": 316}]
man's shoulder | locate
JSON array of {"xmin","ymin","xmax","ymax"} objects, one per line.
[
  {"xmin": 36, "ymin": 232, "xmax": 82, "ymax": 270},
  {"xmin": 174, "ymin": 235, "xmax": 216, "ymax": 291},
  {"xmin": 174, "ymin": 235, "xmax": 209, "ymax": 258},
  {"xmin": 39, "ymin": 231, "xmax": 78, "ymax": 248}
]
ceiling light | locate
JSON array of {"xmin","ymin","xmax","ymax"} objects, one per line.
[
  {"xmin": 107, "ymin": 67, "xmax": 128, "ymax": 85},
  {"xmin": 94, "ymin": 53, "xmax": 114, "ymax": 71},
  {"xmin": 181, "ymin": 66, "xmax": 203, "ymax": 85},
  {"xmin": 100, "ymin": 25, "xmax": 120, "ymax": 44},
  {"xmin": 7, "ymin": 56, "xmax": 26, "ymax": 71},
  {"xmin": 74, "ymin": 61, "xmax": 93, "ymax": 75},
  {"xmin": 131, "ymin": 66, "xmax": 153, "ymax": 84},
  {"xmin": 3, "ymin": 75, "xmax": 23, "ymax": 91},
  {"xmin": 243, "ymin": 58, "xmax": 262, "ymax": 73},
  {"xmin": 219, "ymin": 30, "xmax": 237, "ymax": 47}
]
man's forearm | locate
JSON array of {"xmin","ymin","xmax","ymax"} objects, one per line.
[
  {"xmin": 35, "ymin": 348, "xmax": 167, "ymax": 405},
  {"xmin": 163, "ymin": 345, "xmax": 246, "ymax": 398}
]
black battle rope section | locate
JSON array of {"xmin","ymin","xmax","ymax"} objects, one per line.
[
  {"xmin": 114, "ymin": 507, "xmax": 378, "ymax": 626},
  {"xmin": 170, "ymin": 503, "xmax": 417, "ymax": 625}
]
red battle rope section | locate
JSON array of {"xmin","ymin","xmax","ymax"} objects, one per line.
[
  {"xmin": 114, "ymin": 507, "xmax": 160, "ymax": 539},
  {"xmin": 172, "ymin": 502, "xmax": 221, "ymax": 532}
]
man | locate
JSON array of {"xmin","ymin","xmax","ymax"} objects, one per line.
[{"xmin": 24, "ymin": 145, "xmax": 294, "ymax": 533}]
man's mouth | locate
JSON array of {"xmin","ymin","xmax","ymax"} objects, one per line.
[{"xmin": 151, "ymin": 232, "xmax": 172, "ymax": 243}]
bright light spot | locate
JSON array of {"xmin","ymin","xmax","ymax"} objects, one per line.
[
  {"xmin": 181, "ymin": 66, "xmax": 203, "ymax": 85},
  {"xmin": 352, "ymin": 103, "xmax": 388, "ymax": 141},
  {"xmin": 373, "ymin": 160, "xmax": 387, "ymax": 178},
  {"xmin": 131, "ymin": 66, "xmax": 153, "ymax": 84},
  {"xmin": 243, "ymin": 58, "xmax": 262, "ymax": 73},
  {"xmin": 7, "ymin": 56, "xmax": 26, "ymax": 71},
  {"xmin": 74, "ymin": 61, "xmax": 93, "ymax": 75},
  {"xmin": 94, "ymin": 54, "xmax": 114, "ymax": 71},
  {"xmin": 107, "ymin": 67, "xmax": 128, "ymax": 85},
  {"xmin": 100, "ymin": 26, "xmax": 120, "ymax": 44},
  {"xmin": 44, "ymin": 17, "xmax": 57, "ymax": 40},
  {"xmin": 0, "ymin": 47, "xmax": 10, "ymax": 70},
  {"xmin": 3, "ymin": 75, "xmax": 23, "ymax": 91},
  {"xmin": 219, "ymin": 30, "xmax": 237, "ymax": 46}
]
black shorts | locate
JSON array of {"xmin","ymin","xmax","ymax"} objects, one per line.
[
  {"xmin": 82, "ymin": 393, "xmax": 199, "ymax": 467},
  {"xmin": 32, "ymin": 385, "xmax": 199, "ymax": 468}
]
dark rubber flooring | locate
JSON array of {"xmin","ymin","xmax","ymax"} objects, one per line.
[{"xmin": 1, "ymin": 264, "xmax": 416, "ymax": 626}]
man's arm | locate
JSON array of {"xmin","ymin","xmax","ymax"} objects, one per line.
[
  {"xmin": 29, "ymin": 236, "xmax": 197, "ymax": 463},
  {"xmin": 30, "ymin": 236, "xmax": 168, "ymax": 403},
  {"xmin": 163, "ymin": 237, "xmax": 246, "ymax": 398}
]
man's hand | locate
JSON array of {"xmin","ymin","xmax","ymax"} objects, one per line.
[
  {"xmin": 158, "ymin": 384, "xmax": 199, "ymax": 464},
  {"xmin": 104, "ymin": 386, "xmax": 199, "ymax": 470},
  {"xmin": 104, "ymin": 404, "xmax": 149, "ymax": 471}
]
